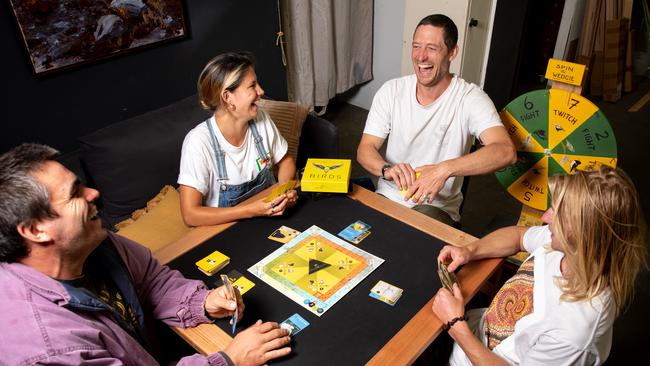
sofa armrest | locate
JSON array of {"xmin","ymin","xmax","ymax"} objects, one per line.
[{"xmin": 78, "ymin": 95, "xmax": 210, "ymax": 227}]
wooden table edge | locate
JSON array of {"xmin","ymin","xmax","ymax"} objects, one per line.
[
  {"xmin": 347, "ymin": 186, "xmax": 503, "ymax": 365},
  {"xmin": 152, "ymin": 184, "xmax": 503, "ymax": 362}
]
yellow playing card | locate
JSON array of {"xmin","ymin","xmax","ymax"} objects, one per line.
[
  {"xmin": 263, "ymin": 180, "xmax": 297, "ymax": 203},
  {"xmin": 232, "ymin": 276, "xmax": 256, "ymax": 295}
]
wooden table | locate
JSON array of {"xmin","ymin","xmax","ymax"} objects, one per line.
[{"xmin": 153, "ymin": 184, "xmax": 501, "ymax": 365}]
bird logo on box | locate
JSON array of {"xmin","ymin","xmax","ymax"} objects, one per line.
[{"xmin": 312, "ymin": 163, "xmax": 344, "ymax": 174}]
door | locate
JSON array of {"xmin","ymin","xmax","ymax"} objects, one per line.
[{"xmin": 460, "ymin": 0, "xmax": 496, "ymax": 87}]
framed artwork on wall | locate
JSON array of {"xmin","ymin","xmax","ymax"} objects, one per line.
[{"xmin": 8, "ymin": 0, "xmax": 187, "ymax": 76}]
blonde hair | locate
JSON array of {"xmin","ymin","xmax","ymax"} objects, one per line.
[
  {"xmin": 549, "ymin": 166, "xmax": 647, "ymax": 314},
  {"xmin": 197, "ymin": 51, "xmax": 254, "ymax": 111}
]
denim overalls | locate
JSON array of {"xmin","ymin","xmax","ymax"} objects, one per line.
[{"xmin": 206, "ymin": 119, "xmax": 276, "ymax": 207}]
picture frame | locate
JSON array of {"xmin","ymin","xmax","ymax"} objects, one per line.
[{"xmin": 8, "ymin": 0, "xmax": 188, "ymax": 76}]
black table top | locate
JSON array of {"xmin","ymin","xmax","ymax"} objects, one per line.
[{"xmin": 168, "ymin": 194, "xmax": 446, "ymax": 365}]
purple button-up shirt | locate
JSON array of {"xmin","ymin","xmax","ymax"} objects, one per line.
[{"xmin": 0, "ymin": 231, "xmax": 228, "ymax": 366}]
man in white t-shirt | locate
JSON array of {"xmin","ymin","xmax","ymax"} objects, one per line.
[{"xmin": 357, "ymin": 14, "xmax": 516, "ymax": 226}]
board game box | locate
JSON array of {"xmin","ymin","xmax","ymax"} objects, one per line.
[
  {"xmin": 300, "ymin": 158, "xmax": 351, "ymax": 193},
  {"xmin": 248, "ymin": 225, "xmax": 384, "ymax": 316}
]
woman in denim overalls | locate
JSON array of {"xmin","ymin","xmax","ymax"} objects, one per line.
[{"xmin": 178, "ymin": 52, "xmax": 297, "ymax": 226}]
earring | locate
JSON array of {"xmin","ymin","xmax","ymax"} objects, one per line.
[{"xmin": 228, "ymin": 103, "xmax": 236, "ymax": 111}]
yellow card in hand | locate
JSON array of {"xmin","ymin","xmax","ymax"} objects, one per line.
[
  {"xmin": 400, "ymin": 172, "xmax": 421, "ymax": 196},
  {"xmin": 264, "ymin": 180, "xmax": 297, "ymax": 203},
  {"xmin": 195, "ymin": 250, "xmax": 230, "ymax": 276}
]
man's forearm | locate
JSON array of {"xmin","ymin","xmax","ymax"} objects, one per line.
[
  {"xmin": 442, "ymin": 142, "xmax": 516, "ymax": 178},
  {"xmin": 357, "ymin": 144, "xmax": 387, "ymax": 177}
]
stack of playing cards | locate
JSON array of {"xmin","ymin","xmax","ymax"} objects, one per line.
[
  {"xmin": 220, "ymin": 274, "xmax": 239, "ymax": 334},
  {"xmin": 437, "ymin": 260, "xmax": 459, "ymax": 291},
  {"xmin": 195, "ymin": 250, "xmax": 230, "ymax": 276},
  {"xmin": 369, "ymin": 280, "xmax": 403, "ymax": 306},
  {"xmin": 338, "ymin": 220, "xmax": 372, "ymax": 244}
]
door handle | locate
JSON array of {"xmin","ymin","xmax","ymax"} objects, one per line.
[{"xmin": 469, "ymin": 18, "xmax": 478, "ymax": 27}]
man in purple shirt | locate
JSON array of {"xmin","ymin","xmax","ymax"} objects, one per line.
[{"xmin": 0, "ymin": 143, "xmax": 291, "ymax": 365}]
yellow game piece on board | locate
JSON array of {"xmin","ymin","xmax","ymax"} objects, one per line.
[{"xmin": 195, "ymin": 250, "xmax": 230, "ymax": 276}]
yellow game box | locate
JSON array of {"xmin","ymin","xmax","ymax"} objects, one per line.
[
  {"xmin": 195, "ymin": 250, "xmax": 230, "ymax": 276},
  {"xmin": 300, "ymin": 158, "xmax": 351, "ymax": 193}
]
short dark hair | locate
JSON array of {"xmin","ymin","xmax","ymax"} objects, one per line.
[
  {"xmin": 0, "ymin": 143, "xmax": 59, "ymax": 262},
  {"xmin": 416, "ymin": 14, "xmax": 458, "ymax": 51},
  {"xmin": 198, "ymin": 51, "xmax": 256, "ymax": 111}
]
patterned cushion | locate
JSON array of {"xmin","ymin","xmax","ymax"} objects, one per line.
[
  {"xmin": 257, "ymin": 99, "xmax": 310, "ymax": 162},
  {"xmin": 116, "ymin": 185, "xmax": 192, "ymax": 252}
]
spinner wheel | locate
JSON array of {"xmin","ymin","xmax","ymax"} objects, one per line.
[{"xmin": 496, "ymin": 89, "xmax": 617, "ymax": 210}]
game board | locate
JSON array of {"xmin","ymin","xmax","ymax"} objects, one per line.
[{"xmin": 248, "ymin": 225, "xmax": 384, "ymax": 316}]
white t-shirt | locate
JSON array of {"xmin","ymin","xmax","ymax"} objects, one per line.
[
  {"xmin": 363, "ymin": 74, "xmax": 503, "ymax": 221},
  {"xmin": 178, "ymin": 107, "xmax": 288, "ymax": 207},
  {"xmin": 450, "ymin": 226, "xmax": 615, "ymax": 365}
]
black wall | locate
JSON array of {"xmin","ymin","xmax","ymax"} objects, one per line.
[
  {"xmin": 483, "ymin": 0, "xmax": 529, "ymax": 110},
  {"xmin": 3, "ymin": 0, "xmax": 287, "ymax": 154}
]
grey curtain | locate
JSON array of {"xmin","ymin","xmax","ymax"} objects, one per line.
[{"xmin": 281, "ymin": 0, "xmax": 373, "ymax": 109}]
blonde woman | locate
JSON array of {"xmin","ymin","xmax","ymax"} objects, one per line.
[
  {"xmin": 178, "ymin": 52, "xmax": 297, "ymax": 226},
  {"xmin": 432, "ymin": 166, "xmax": 647, "ymax": 365}
]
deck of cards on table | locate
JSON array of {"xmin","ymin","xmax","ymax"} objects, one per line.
[
  {"xmin": 369, "ymin": 280, "xmax": 403, "ymax": 306},
  {"xmin": 280, "ymin": 313, "xmax": 310, "ymax": 336},
  {"xmin": 338, "ymin": 220, "xmax": 372, "ymax": 244},
  {"xmin": 195, "ymin": 250, "xmax": 230, "ymax": 276}
]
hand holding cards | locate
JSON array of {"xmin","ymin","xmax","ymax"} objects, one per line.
[
  {"xmin": 437, "ymin": 260, "xmax": 459, "ymax": 291},
  {"xmin": 220, "ymin": 274, "xmax": 239, "ymax": 334},
  {"xmin": 214, "ymin": 269, "xmax": 256, "ymax": 295},
  {"xmin": 264, "ymin": 180, "xmax": 297, "ymax": 203}
]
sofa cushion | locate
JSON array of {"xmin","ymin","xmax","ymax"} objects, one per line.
[
  {"xmin": 258, "ymin": 99, "xmax": 309, "ymax": 162},
  {"xmin": 79, "ymin": 95, "xmax": 211, "ymax": 226},
  {"xmin": 116, "ymin": 185, "xmax": 191, "ymax": 251}
]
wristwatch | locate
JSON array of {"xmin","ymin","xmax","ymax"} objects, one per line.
[{"xmin": 381, "ymin": 163, "xmax": 392, "ymax": 179}]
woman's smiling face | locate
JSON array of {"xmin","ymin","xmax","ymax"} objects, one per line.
[{"xmin": 226, "ymin": 66, "xmax": 265, "ymax": 120}]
